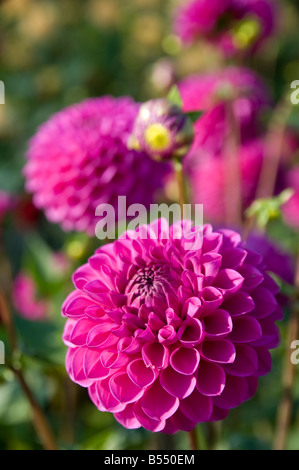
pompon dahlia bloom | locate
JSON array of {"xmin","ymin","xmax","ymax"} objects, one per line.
[
  {"xmin": 179, "ymin": 67, "xmax": 270, "ymax": 157},
  {"xmin": 24, "ymin": 97, "xmax": 169, "ymax": 235},
  {"xmin": 62, "ymin": 219, "xmax": 282, "ymax": 433},
  {"xmin": 174, "ymin": 0, "xmax": 276, "ymax": 56}
]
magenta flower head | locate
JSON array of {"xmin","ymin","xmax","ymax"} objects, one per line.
[
  {"xmin": 128, "ymin": 99, "xmax": 194, "ymax": 161},
  {"xmin": 62, "ymin": 219, "xmax": 282, "ymax": 433},
  {"xmin": 24, "ymin": 97, "xmax": 169, "ymax": 235},
  {"xmin": 174, "ymin": 0, "xmax": 276, "ymax": 57}
]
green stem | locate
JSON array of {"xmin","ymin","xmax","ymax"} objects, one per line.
[
  {"xmin": 0, "ymin": 290, "xmax": 58, "ymax": 450},
  {"xmin": 173, "ymin": 158, "xmax": 188, "ymax": 214}
]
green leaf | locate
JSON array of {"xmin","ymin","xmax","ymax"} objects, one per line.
[
  {"xmin": 167, "ymin": 85, "xmax": 183, "ymax": 108},
  {"xmin": 187, "ymin": 110, "xmax": 204, "ymax": 123}
]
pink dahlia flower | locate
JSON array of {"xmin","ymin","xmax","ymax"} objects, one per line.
[
  {"xmin": 24, "ymin": 97, "xmax": 169, "ymax": 235},
  {"xmin": 12, "ymin": 274, "xmax": 49, "ymax": 320},
  {"xmin": 174, "ymin": 0, "xmax": 276, "ymax": 56},
  {"xmin": 179, "ymin": 67, "xmax": 270, "ymax": 158},
  {"xmin": 62, "ymin": 219, "xmax": 282, "ymax": 433},
  {"xmin": 186, "ymin": 139, "xmax": 264, "ymax": 224}
]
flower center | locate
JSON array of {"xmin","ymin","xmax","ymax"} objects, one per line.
[
  {"xmin": 144, "ymin": 123, "xmax": 171, "ymax": 152},
  {"xmin": 125, "ymin": 265, "xmax": 173, "ymax": 307}
]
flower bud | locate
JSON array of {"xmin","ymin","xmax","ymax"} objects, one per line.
[{"xmin": 128, "ymin": 99, "xmax": 194, "ymax": 161}]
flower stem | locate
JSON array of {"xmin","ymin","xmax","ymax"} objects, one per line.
[
  {"xmin": 0, "ymin": 290, "xmax": 58, "ymax": 450},
  {"xmin": 273, "ymin": 250, "xmax": 299, "ymax": 450},
  {"xmin": 173, "ymin": 158, "xmax": 188, "ymax": 214},
  {"xmin": 188, "ymin": 428, "xmax": 199, "ymax": 450}
]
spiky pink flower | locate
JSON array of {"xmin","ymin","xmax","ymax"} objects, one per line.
[
  {"xmin": 62, "ymin": 219, "xmax": 282, "ymax": 433},
  {"xmin": 24, "ymin": 97, "xmax": 169, "ymax": 235},
  {"xmin": 12, "ymin": 274, "xmax": 49, "ymax": 320},
  {"xmin": 174, "ymin": 0, "xmax": 276, "ymax": 57}
]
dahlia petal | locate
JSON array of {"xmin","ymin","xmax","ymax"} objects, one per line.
[
  {"xmin": 200, "ymin": 339, "xmax": 236, "ymax": 363},
  {"xmin": 163, "ymin": 408, "xmax": 197, "ymax": 433},
  {"xmin": 100, "ymin": 350, "xmax": 129, "ymax": 369},
  {"xmin": 86, "ymin": 323, "xmax": 117, "ymax": 347},
  {"xmin": 83, "ymin": 279, "xmax": 110, "ymax": 295},
  {"xmin": 180, "ymin": 389, "xmax": 213, "ymax": 422},
  {"xmin": 196, "ymin": 361, "xmax": 226, "ymax": 396},
  {"xmin": 255, "ymin": 347, "xmax": 272, "ymax": 375},
  {"xmin": 135, "ymin": 326, "xmax": 156, "ymax": 343},
  {"xmin": 96, "ymin": 378, "xmax": 126, "ymax": 413},
  {"xmin": 244, "ymin": 249, "xmax": 264, "ymax": 267},
  {"xmin": 69, "ymin": 318, "xmax": 97, "ymax": 346},
  {"xmin": 261, "ymin": 273, "xmax": 280, "ymax": 295},
  {"xmin": 221, "ymin": 292, "xmax": 255, "ymax": 316},
  {"xmin": 166, "ymin": 308, "xmax": 182, "ymax": 328},
  {"xmin": 133, "ymin": 401, "xmax": 166, "ymax": 432},
  {"xmin": 177, "ymin": 317, "xmax": 203, "ymax": 347},
  {"xmin": 83, "ymin": 348, "xmax": 111, "ymax": 379},
  {"xmin": 183, "ymin": 297, "xmax": 202, "ymax": 318},
  {"xmin": 238, "ymin": 265, "xmax": 264, "ymax": 292},
  {"xmin": 251, "ymin": 287, "xmax": 278, "ymax": 318},
  {"xmin": 62, "ymin": 293, "xmax": 91, "ymax": 318},
  {"xmin": 66, "ymin": 348, "xmax": 93, "ymax": 387},
  {"xmin": 209, "ymin": 405, "xmax": 229, "ymax": 422},
  {"xmin": 251, "ymin": 317, "xmax": 280, "ymax": 348},
  {"xmin": 140, "ymin": 379, "xmax": 179, "ymax": 421},
  {"xmin": 170, "ymin": 347, "xmax": 200, "ymax": 375},
  {"xmin": 114, "ymin": 403, "xmax": 142, "ymax": 429},
  {"xmin": 224, "ymin": 344, "xmax": 258, "ymax": 377},
  {"xmin": 85, "ymin": 305, "xmax": 106, "ymax": 320},
  {"xmin": 148, "ymin": 312, "xmax": 166, "ymax": 331},
  {"xmin": 200, "ymin": 286, "xmax": 223, "ymax": 312},
  {"xmin": 88, "ymin": 382, "xmax": 106, "ymax": 411},
  {"xmin": 109, "ymin": 372, "xmax": 144, "ymax": 404},
  {"xmin": 214, "ymin": 375, "xmax": 249, "ymax": 409},
  {"xmin": 202, "ymin": 252, "xmax": 222, "ymax": 282},
  {"xmin": 229, "ymin": 316, "xmax": 262, "ymax": 343},
  {"xmin": 72, "ymin": 264, "xmax": 94, "ymax": 289},
  {"xmin": 217, "ymin": 229, "xmax": 241, "ymax": 248},
  {"xmin": 160, "ymin": 367, "xmax": 196, "ymax": 399},
  {"xmin": 127, "ymin": 359, "xmax": 157, "ymax": 388},
  {"xmin": 158, "ymin": 325, "xmax": 177, "ymax": 345},
  {"xmin": 202, "ymin": 232, "xmax": 223, "ymax": 254},
  {"xmin": 203, "ymin": 309, "xmax": 233, "ymax": 337},
  {"xmin": 221, "ymin": 247, "xmax": 247, "ymax": 269},
  {"xmin": 117, "ymin": 337, "xmax": 141, "ymax": 355},
  {"xmin": 142, "ymin": 342, "xmax": 169, "ymax": 369},
  {"xmin": 62, "ymin": 319, "xmax": 77, "ymax": 347},
  {"xmin": 213, "ymin": 269, "xmax": 244, "ymax": 296},
  {"xmin": 89, "ymin": 253, "xmax": 115, "ymax": 271}
]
